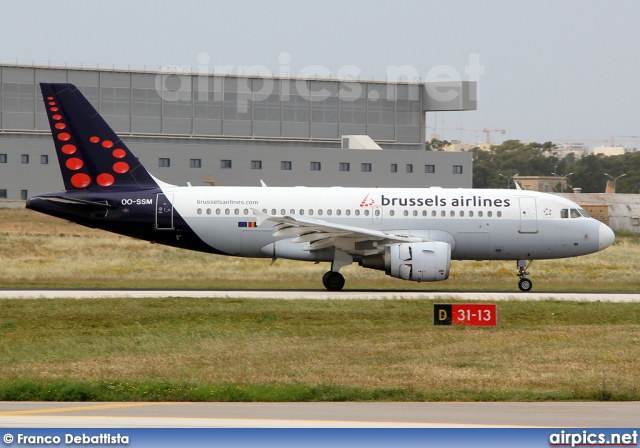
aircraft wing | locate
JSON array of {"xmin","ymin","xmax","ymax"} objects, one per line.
[{"xmin": 253, "ymin": 208, "xmax": 421, "ymax": 251}]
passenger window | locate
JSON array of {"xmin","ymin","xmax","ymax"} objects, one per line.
[
  {"xmin": 206, "ymin": 208, "xmax": 211, "ymax": 215},
  {"xmin": 413, "ymin": 210, "xmax": 418, "ymax": 217},
  {"xmin": 225, "ymin": 209, "xmax": 230, "ymax": 215},
  {"xmin": 497, "ymin": 211, "xmax": 502, "ymax": 217},
  {"xmin": 197, "ymin": 208, "xmax": 202, "ymax": 215},
  {"xmin": 271, "ymin": 209, "xmax": 276, "ymax": 215},
  {"xmin": 375, "ymin": 209, "xmax": 380, "ymax": 216},
  {"xmin": 487, "ymin": 211, "xmax": 493, "ymax": 217},
  {"xmin": 355, "ymin": 210, "xmax": 360, "ymax": 216},
  {"xmin": 235, "ymin": 209, "xmax": 239, "ymax": 215},
  {"xmin": 390, "ymin": 210, "xmax": 395, "ymax": 217},
  {"xmin": 299, "ymin": 209, "xmax": 304, "ymax": 215},
  {"xmin": 478, "ymin": 211, "xmax": 483, "ymax": 217},
  {"xmin": 290, "ymin": 209, "xmax": 295, "ymax": 214},
  {"xmin": 318, "ymin": 209, "xmax": 323, "ymax": 216},
  {"xmin": 450, "ymin": 210, "xmax": 455, "ymax": 217},
  {"xmin": 404, "ymin": 210, "xmax": 409, "ymax": 217},
  {"xmin": 570, "ymin": 209, "xmax": 581, "ymax": 218},
  {"xmin": 431, "ymin": 210, "xmax": 436, "ymax": 217},
  {"xmin": 216, "ymin": 208, "xmax": 221, "ymax": 215},
  {"xmin": 309, "ymin": 209, "xmax": 313, "ymax": 215},
  {"xmin": 327, "ymin": 209, "xmax": 332, "ymax": 216},
  {"xmin": 346, "ymin": 210, "xmax": 351, "ymax": 216},
  {"xmin": 281, "ymin": 209, "xmax": 286, "ymax": 215},
  {"xmin": 469, "ymin": 211, "xmax": 474, "ymax": 217},
  {"xmin": 460, "ymin": 211, "xmax": 464, "ymax": 217},
  {"xmin": 422, "ymin": 210, "xmax": 427, "ymax": 217},
  {"xmin": 244, "ymin": 209, "xmax": 249, "ymax": 215},
  {"xmin": 561, "ymin": 209, "xmax": 568, "ymax": 219},
  {"xmin": 441, "ymin": 210, "xmax": 446, "ymax": 217},
  {"xmin": 336, "ymin": 209, "xmax": 342, "ymax": 216},
  {"xmin": 364, "ymin": 209, "xmax": 369, "ymax": 216}
]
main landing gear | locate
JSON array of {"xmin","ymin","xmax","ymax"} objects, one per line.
[
  {"xmin": 517, "ymin": 259, "xmax": 533, "ymax": 292},
  {"xmin": 322, "ymin": 271, "xmax": 345, "ymax": 291},
  {"xmin": 322, "ymin": 249, "xmax": 352, "ymax": 291}
]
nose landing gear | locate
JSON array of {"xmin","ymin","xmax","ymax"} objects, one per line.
[{"xmin": 517, "ymin": 259, "xmax": 533, "ymax": 292}]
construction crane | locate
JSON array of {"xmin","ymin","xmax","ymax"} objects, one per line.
[
  {"xmin": 480, "ymin": 128, "xmax": 507, "ymax": 143},
  {"xmin": 427, "ymin": 125, "xmax": 506, "ymax": 143},
  {"xmin": 559, "ymin": 136, "xmax": 638, "ymax": 147}
]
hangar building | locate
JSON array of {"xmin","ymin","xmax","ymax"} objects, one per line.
[{"xmin": 0, "ymin": 63, "xmax": 477, "ymax": 199}]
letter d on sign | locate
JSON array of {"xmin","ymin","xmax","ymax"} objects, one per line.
[{"xmin": 433, "ymin": 304, "xmax": 452, "ymax": 325}]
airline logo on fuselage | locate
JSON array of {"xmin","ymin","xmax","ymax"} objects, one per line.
[
  {"xmin": 359, "ymin": 194, "xmax": 375, "ymax": 207},
  {"xmin": 379, "ymin": 194, "xmax": 511, "ymax": 208}
]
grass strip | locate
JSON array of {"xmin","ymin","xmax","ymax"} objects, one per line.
[
  {"xmin": 0, "ymin": 380, "xmax": 635, "ymax": 402},
  {"xmin": 1, "ymin": 298, "xmax": 639, "ymax": 401}
]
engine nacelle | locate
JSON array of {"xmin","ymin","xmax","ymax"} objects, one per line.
[{"xmin": 360, "ymin": 241, "xmax": 451, "ymax": 282}]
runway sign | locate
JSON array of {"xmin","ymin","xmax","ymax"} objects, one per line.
[{"xmin": 434, "ymin": 304, "xmax": 497, "ymax": 326}]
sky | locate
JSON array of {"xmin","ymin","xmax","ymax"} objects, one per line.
[{"xmin": 2, "ymin": 0, "xmax": 639, "ymax": 148}]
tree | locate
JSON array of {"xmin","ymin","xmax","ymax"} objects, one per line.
[
  {"xmin": 472, "ymin": 140, "xmax": 640, "ymax": 193},
  {"xmin": 425, "ymin": 138, "xmax": 451, "ymax": 151}
]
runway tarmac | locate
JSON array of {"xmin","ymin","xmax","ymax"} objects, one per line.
[
  {"xmin": 1, "ymin": 289, "xmax": 639, "ymax": 301},
  {"xmin": 1, "ymin": 402, "xmax": 639, "ymax": 428}
]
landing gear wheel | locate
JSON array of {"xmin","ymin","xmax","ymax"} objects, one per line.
[
  {"xmin": 518, "ymin": 277, "xmax": 532, "ymax": 292},
  {"xmin": 516, "ymin": 259, "xmax": 533, "ymax": 292},
  {"xmin": 322, "ymin": 271, "xmax": 345, "ymax": 291}
]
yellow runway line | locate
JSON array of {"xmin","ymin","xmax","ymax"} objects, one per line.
[{"xmin": 0, "ymin": 402, "xmax": 168, "ymax": 416}]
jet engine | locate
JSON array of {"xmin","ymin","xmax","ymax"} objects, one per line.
[{"xmin": 359, "ymin": 241, "xmax": 451, "ymax": 282}]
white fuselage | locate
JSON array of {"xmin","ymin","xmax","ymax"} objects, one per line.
[{"xmin": 158, "ymin": 185, "xmax": 612, "ymax": 262}]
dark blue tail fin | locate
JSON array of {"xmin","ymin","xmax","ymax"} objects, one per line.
[{"xmin": 40, "ymin": 83, "xmax": 158, "ymax": 191}]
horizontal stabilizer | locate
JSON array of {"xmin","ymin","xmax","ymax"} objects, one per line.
[{"xmin": 30, "ymin": 196, "xmax": 118, "ymax": 211}]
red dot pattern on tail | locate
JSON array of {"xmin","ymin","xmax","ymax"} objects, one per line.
[
  {"xmin": 47, "ymin": 92, "xmax": 132, "ymax": 189},
  {"xmin": 61, "ymin": 144, "xmax": 76, "ymax": 155},
  {"xmin": 65, "ymin": 158, "xmax": 83, "ymax": 170},
  {"xmin": 113, "ymin": 162, "xmax": 130, "ymax": 174},
  {"xmin": 97, "ymin": 173, "xmax": 114, "ymax": 187},
  {"xmin": 70, "ymin": 173, "xmax": 91, "ymax": 188}
]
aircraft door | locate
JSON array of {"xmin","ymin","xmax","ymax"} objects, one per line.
[
  {"xmin": 372, "ymin": 206, "xmax": 383, "ymax": 224},
  {"xmin": 156, "ymin": 193, "xmax": 174, "ymax": 230},
  {"xmin": 518, "ymin": 197, "xmax": 538, "ymax": 233}
]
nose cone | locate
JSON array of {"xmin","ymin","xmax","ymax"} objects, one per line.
[{"xmin": 598, "ymin": 223, "xmax": 615, "ymax": 250}]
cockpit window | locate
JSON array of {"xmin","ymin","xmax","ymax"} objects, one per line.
[
  {"xmin": 578, "ymin": 209, "xmax": 591, "ymax": 218},
  {"xmin": 570, "ymin": 208, "xmax": 581, "ymax": 218},
  {"xmin": 561, "ymin": 209, "xmax": 568, "ymax": 219}
]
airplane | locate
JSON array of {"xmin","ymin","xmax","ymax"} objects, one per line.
[{"xmin": 26, "ymin": 83, "xmax": 615, "ymax": 292}]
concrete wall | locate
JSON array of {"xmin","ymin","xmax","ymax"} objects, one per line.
[
  {"xmin": 0, "ymin": 64, "xmax": 477, "ymax": 199},
  {"xmin": 0, "ymin": 134, "xmax": 472, "ymax": 198}
]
